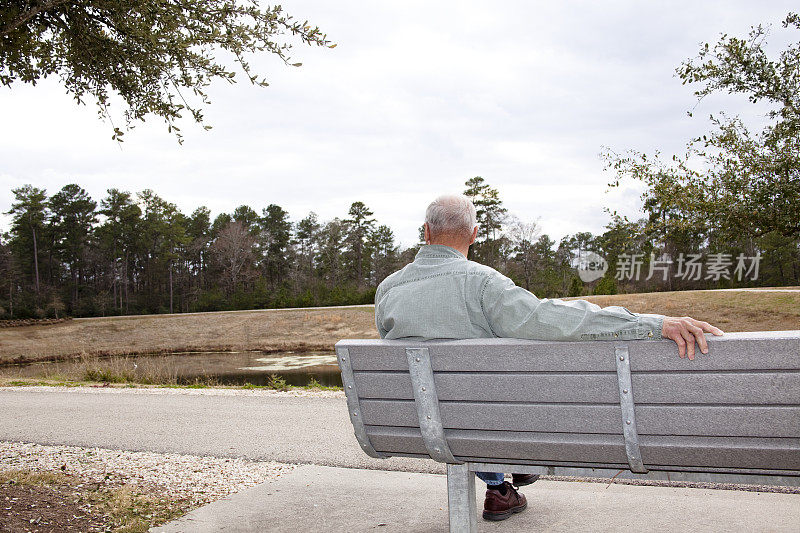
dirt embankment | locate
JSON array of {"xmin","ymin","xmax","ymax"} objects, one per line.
[{"xmin": 0, "ymin": 306, "xmax": 377, "ymax": 365}]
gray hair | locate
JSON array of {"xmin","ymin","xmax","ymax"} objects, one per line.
[{"xmin": 425, "ymin": 194, "xmax": 477, "ymax": 239}]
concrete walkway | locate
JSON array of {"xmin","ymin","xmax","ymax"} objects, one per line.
[{"xmin": 153, "ymin": 464, "xmax": 800, "ymax": 532}]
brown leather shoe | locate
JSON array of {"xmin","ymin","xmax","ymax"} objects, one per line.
[
  {"xmin": 482, "ymin": 481, "xmax": 528, "ymax": 521},
  {"xmin": 511, "ymin": 473, "xmax": 540, "ymax": 487}
]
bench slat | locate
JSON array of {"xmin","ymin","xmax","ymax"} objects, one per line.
[
  {"xmin": 344, "ymin": 333, "xmax": 800, "ymax": 372},
  {"xmin": 353, "ymin": 371, "xmax": 800, "ymax": 404},
  {"xmin": 359, "ymin": 400, "xmax": 800, "ymax": 438},
  {"xmin": 365, "ymin": 426, "xmax": 800, "ymax": 472}
]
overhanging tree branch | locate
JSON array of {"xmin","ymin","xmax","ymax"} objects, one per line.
[
  {"xmin": 0, "ymin": 1, "xmax": 334, "ymax": 142},
  {"xmin": 0, "ymin": 0, "xmax": 74, "ymax": 38}
]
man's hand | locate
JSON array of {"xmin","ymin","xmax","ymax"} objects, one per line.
[{"xmin": 662, "ymin": 316, "xmax": 724, "ymax": 360}]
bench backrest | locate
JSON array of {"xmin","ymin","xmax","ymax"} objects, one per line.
[{"xmin": 336, "ymin": 331, "xmax": 800, "ymax": 478}]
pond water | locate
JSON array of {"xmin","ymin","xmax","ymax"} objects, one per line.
[{"xmin": 0, "ymin": 351, "xmax": 343, "ymax": 387}]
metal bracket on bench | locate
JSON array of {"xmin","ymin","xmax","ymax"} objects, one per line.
[
  {"xmin": 615, "ymin": 345, "xmax": 648, "ymax": 473},
  {"xmin": 336, "ymin": 347, "xmax": 386, "ymax": 459},
  {"xmin": 406, "ymin": 347, "xmax": 461, "ymax": 464}
]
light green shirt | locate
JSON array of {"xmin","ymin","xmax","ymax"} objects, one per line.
[{"xmin": 375, "ymin": 244, "xmax": 663, "ymax": 341}]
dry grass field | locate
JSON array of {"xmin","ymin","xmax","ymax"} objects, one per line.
[
  {"xmin": 570, "ymin": 288, "xmax": 800, "ymax": 332},
  {"xmin": 0, "ymin": 290, "xmax": 797, "ymax": 365}
]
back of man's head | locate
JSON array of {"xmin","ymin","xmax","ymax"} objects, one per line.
[{"xmin": 425, "ymin": 194, "xmax": 477, "ymax": 243}]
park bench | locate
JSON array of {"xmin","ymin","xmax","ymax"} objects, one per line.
[{"xmin": 335, "ymin": 331, "xmax": 800, "ymax": 532}]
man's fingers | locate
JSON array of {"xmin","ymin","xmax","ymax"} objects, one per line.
[
  {"xmin": 663, "ymin": 316, "xmax": 723, "ymax": 360},
  {"xmin": 696, "ymin": 319, "xmax": 724, "ymax": 336},
  {"xmin": 681, "ymin": 329, "xmax": 696, "ymax": 360},
  {"xmin": 673, "ymin": 333, "xmax": 686, "ymax": 358},
  {"xmin": 688, "ymin": 324, "xmax": 709, "ymax": 354}
]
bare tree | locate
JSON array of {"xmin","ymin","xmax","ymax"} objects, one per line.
[
  {"xmin": 505, "ymin": 216, "xmax": 542, "ymax": 290},
  {"xmin": 210, "ymin": 221, "xmax": 256, "ymax": 296}
]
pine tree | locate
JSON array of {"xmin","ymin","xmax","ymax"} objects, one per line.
[{"xmin": 463, "ymin": 177, "xmax": 507, "ymax": 267}]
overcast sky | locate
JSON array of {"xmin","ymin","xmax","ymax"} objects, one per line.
[{"xmin": 0, "ymin": 1, "xmax": 794, "ymax": 247}]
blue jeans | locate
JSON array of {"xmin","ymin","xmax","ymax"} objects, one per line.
[{"xmin": 475, "ymin": 471, "xmax": 504, "ymax": 486}]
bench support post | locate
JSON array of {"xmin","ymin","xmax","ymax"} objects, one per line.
[
  {"xmin": 615, "ymin": 345, "xmax": 647, "ymax": 473},
  {"xmin": 336, "ymin": 346, "xmax": 386, "ymax": 458},
  {"xmin": 407, "ymin": 347, "xmax": 460, "ymax": 463},
  {"xmin": 447, "ymin": 463, "xmax": 477, "ymax": 533}
]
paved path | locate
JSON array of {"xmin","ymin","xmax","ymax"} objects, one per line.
[
  {"xmin": 0, "ymin": 387, "xmax": 438, "ymax": 473},
  {"xmin": 153, "ymin": 464, "xmax": 800, "ymax": 533}
]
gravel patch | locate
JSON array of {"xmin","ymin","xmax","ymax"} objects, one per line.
[
  {"xmin": 0, "ymin": 385, "xmax": 345, "ymax": 399},
  {"xmin": 1, "ymin": 441, "xmax": 296, "ymax": 506}
]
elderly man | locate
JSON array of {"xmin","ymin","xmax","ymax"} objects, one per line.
[{"xmin": 374, "ymin": 194, "xmax": 723, "ymax": 522}]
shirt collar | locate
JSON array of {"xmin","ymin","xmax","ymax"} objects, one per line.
[{"xmin": 415, "ymin": 244, "xmax": 467, "ymax": 260}]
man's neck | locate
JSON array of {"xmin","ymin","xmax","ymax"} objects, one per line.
[{"xmin": 428, "ymin": 241, "xmax": 470, "ymax": 258}]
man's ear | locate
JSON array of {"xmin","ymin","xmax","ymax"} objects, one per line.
[
  {"xmin": 469, "ymin": 225, "xmax": 478, "ymax": 245},
  {"xmin": 423, "ymin": 223, "xmax": 431, "ymax": 244}
]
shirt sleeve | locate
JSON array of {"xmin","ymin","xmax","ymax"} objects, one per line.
[
  {"xmin": 374, "ymin": 285, "xmax": 388, "ymax": 338},
  {"xmin": 480, "ymin": 273, "xmax": 664, "ymax": 341}
]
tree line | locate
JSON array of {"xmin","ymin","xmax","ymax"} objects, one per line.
[
  {"xmin": 1, "ymin": 185, "xmax": 405, "ymax": 318},
  {"xmin": 2, "ymin": 172, "xmax": 797, "ymax": 319}
]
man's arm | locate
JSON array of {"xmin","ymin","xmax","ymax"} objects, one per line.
[{"xmin": 481, "ymin": 274, "xmax": 722, "ymax": 358}]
